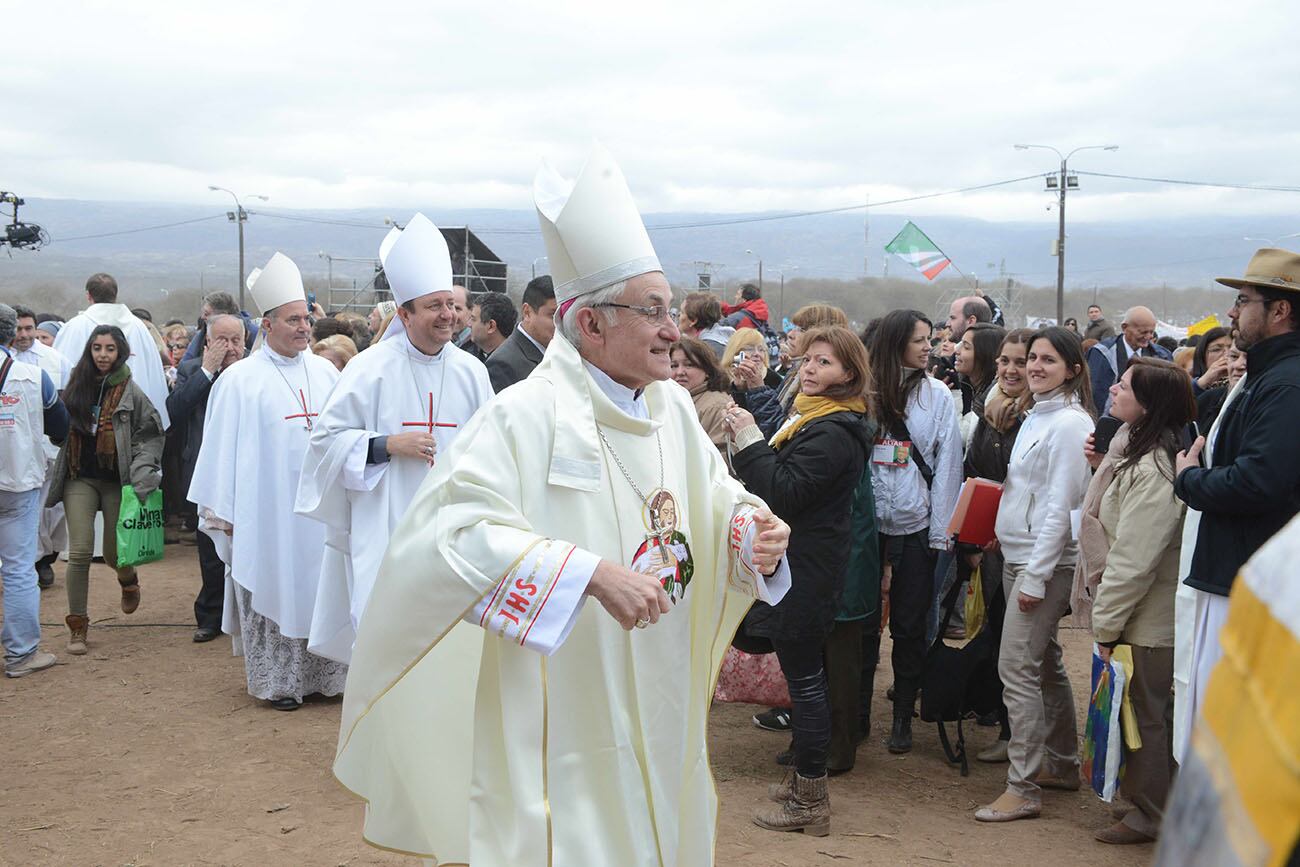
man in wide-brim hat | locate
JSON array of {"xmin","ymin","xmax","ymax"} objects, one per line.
[{"xmin": 1172, "ymin": 247, "xmax": 1300, "ymax": 768}]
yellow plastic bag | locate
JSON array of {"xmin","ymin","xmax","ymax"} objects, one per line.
[
  {"xmin": 964, "ymin": 565, "xmax": 986, "ymax": 639},
  {"xmin": 1111, "ymin": 645, "xmax": 1142, "ymax": 751}
]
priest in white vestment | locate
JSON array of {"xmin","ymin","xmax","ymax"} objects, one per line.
[
  {"xmin": 9, "ymin": 305, "xmax": 72, "ymax": 586},
  {"xmin": 54, "ymin": 273, "xmax": 170, "ymax": 430},
  {"xmin": 187, "ymin": 253, "xmax": 347, "ymax": 711},
  {"xmin": 334, "ymin": 144, "xmax": 793, "ymax": 865},
  {"xmin": 297, "ymin": 214, "xmax": 493, "ymax": 664}
]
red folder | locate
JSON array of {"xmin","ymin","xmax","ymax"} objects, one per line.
[{"xmin": 947, "ymin": 478, "xmax": 1004, "ymax": 547}]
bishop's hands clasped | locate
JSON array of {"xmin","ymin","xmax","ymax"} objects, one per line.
[
  {"xmin": 386, "ymin": 431, "xmax": 438, "ymax": 466},
  {"xmin": 749, "ymin": 508, "xmax": 789, "ymax": 576},
  {"xmin": 587, "ymin": 559, "xmax": 671, "ymax": 631}
]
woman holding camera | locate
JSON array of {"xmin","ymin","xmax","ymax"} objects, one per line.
[
  {"xmin": 976, "ymin": 326, "xmax": 1093, "ymax": 823},
  {"xmin": 1074, "ymin": 357, "xmax": 1193, "ymax": 844},
  {"xmin": 47, "ymin": 325, "xmax": 164, "ymax": 655}
]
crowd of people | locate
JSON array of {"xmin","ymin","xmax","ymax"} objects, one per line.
[{"xmin": 2, "ymin": 150, "xmax": 1298, "ymax": 863}]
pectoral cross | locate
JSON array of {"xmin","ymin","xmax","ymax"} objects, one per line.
[
  {"xmin": 401, "ymin": 392, "xmax": 458, "ymax": 435},
  {"xmin": 283, "ymin": 388, "xmax": 318, "ymax": 431}
]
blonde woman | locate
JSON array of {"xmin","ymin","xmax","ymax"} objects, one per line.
[{"xmin": 312, "ymin": 334, "xmax": 358, "ymax": 371}]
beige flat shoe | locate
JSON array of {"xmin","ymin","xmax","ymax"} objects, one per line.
[
  {"xmin": 977, "ymin": 739, "xmax": 1009, "ymax": 763},
  {"xmin": 974, "ymin": 793, "xmax": 1041, "ymax": 823}
]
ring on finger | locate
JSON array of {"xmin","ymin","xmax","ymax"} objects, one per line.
[{"xmin": 635, "ymin": 617, "xmax": 649, "ymax": 629}]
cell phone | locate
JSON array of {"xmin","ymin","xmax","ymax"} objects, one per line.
[
  {"xmin": 733, "ymin": 350, "xmax": 747, "ymax": 366},
  {"xmin": 1093, "ymin": 415, "xmax": 1123, "ymax": 455},
  {"xmin": 307, "ymin": 291, "xmax": 317, "ymax": 307},
  {"xmin": 1180, "ymin": 421, "xmax": 1200, "ymax": 453}
]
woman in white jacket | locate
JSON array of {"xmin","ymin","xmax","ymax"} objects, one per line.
[
  {"xmin": 976, "ymin": 326, "xmax": 1094, "ymax": 823},
  {"xmin": 865, "ymin": 309, "xmax": 963, "ymax": 755}
]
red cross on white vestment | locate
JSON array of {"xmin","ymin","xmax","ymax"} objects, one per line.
[
  {"xmin": 283, "ymin": 388, "xmax": 318, "ymax": 430},
  {"xmin": 401, "ymin": 392, "xmax": 458, "ymax": 435}
]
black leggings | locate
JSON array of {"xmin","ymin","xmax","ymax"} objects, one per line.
[
  {"xmin": 883, "ymin": 530, "xmax": 937, "ymax": 712},
  {"xmin": 773, "ymin": 638, "xmax": 831, "ymax": 779}
]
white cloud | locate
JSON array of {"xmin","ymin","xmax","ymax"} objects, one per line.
[{"xmin": 4, "ymin": 0, "xmax": 1298, "ymax": 220}]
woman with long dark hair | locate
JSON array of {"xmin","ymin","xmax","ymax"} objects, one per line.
[
  {"xmin": 1190, "ymin": 326, "xmax": 1232, "ymax": 394},
  {"xmin": 1073, "ymin": 357, "xmax": 1194, "ymax": 844},
  {"xmin": 723, "ymin": 325, "xmax": 873, "ymax": 836},
  {"xmin": 976, "ymin": 326, "xmax": 1093, "ymax": 823},
  {"xmin": 957, "ymin": 326, "xmax": 1027, "ymax": 763},
  {"xmin": 670, "ymin": 337, "xmax": 732, "ymax": 463},
  {"xmin": 47, "ymin": 325, "xmax": 164, "ymax": 655},
  {"xmin": 865, "ymin": 309, "xmax": 963, "ymax": 754}
]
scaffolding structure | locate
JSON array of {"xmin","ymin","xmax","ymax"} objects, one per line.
[{"xmin": 325, "ymin": 226, "xmax": 508, "ymax": 313}]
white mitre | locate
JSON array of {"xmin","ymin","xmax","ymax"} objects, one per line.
[
  {"xmin": 378, "ymin": 213, "xmax": 453, "ymax": 340},
  {"xmin": 248, "ymin": 252, "xmax": 306, "ymax": 314},
  {"xmin": 534, "ymin": 143, "xmax": 661, "ymax": 306}
]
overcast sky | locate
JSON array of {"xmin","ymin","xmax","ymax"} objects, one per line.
[{"xmin": 5, "ymin": 0, "xmax": 1298, "ymax": 224}]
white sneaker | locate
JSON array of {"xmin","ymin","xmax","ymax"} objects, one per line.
[{"xmin": 5, "ymin": 650, "xmax": 57, "ymax": 678}]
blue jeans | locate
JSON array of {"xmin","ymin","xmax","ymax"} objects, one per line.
[{"xmin": 0, "ymin": 488, "xmax": 43, "ymax": 666}]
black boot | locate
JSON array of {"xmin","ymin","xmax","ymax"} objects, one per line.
[
  {"xmin": 35, "ymin": 554, "xmax": 56, "ymax": 590},
  {"xmin": 887, "ymin": 708, "xmax": 913, "ymax": 754}
]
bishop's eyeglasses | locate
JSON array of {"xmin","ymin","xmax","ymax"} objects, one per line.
[{"xmin": 591, "ymin": 302, "xmax": 672, "ymax": 325}]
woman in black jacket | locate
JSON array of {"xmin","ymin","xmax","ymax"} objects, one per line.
[
  {"xmin": 723, "ymin": 325, "xmax": 872, "ymax": 838},
  {"xmin": 961, "ymin": 327, "xmax": 1032, "ymax": 762}
]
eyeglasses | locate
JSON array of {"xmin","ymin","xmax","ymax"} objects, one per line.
[
  {"xmin": 1233, "ymin": 294, "xmax": 1273, "ymax": 309},
  {"xmin": 591, "ymin": 303, "xmax": 672, "ymax": 325}
]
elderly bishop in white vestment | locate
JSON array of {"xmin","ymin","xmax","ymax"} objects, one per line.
[
  {"xmin": 334, "ymin": 145, "xmax": 792, "ymax": 865},
  {"xmin": 296, "ymin": 214, "xmax": 493, "ymax": 663},
  {"xmin": 187, "ymin": 253, "xmax": 347, "ymax": 710}
]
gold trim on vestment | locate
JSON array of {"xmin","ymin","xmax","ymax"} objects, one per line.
[
  {"xmin": 338, "ymin": 537, "xmax": 547, "ymax": 754},
  {"xmin": 333, "ymin": 537, "xmax": 552, "ymax": 861},
  {"xmin": 542, "ymin": 655, "xmax": 554, "ymax": 867}
]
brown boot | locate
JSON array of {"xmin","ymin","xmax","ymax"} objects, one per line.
[
  {"xmin": 753, "ymin": 773, "xmax": 830, "ymax": 836},
  {"xmin": 766, "ymin": 772, "xmax": 795, "ymax": 803},
  {"xmin": 119, "ymin": 573, "xmax": 141, "ymax": 615},
  {"xmin": 66, "ymin": 614, "xmax": 89, "ymax": 655}
]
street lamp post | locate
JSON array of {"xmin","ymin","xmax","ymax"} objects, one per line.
[
  {"xmin": 208, "ymin": 186, "xmax": 268, "ymax": 311},
  {"xmin": 776, "ymin": 265, "xmax": 798, "ymax": 325},
  {"xmin": 744, "ymin": 249, "xmax": 763, "ymax": 293},
  {"xmin": 1014, "ymin": 143, "xmax": 1118, "ymax": 323}
]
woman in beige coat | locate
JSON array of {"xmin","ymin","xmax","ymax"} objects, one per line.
[
  {"xmin": 670, "ymin": 337, "xmax": 732, "ymax": 466},
  {"xmin": 1077, "ymin": 357, "xmax": 1195, "ymax": 845}
]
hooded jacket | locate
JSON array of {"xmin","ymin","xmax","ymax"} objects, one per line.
[
  {"xmin": 1176, "ymin": 329, "xmax": 1300, "ymax": 596},
  {"xmin": 721, "ymin": 298, "xmax": 771, "ymax": 329}
]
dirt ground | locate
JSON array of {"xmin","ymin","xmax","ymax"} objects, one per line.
[{"xmin": 2, "ymin": 543, "xmax": 1148, "ymax": 867}]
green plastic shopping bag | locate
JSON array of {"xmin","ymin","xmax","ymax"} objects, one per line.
[{"xmin": 116, "ymin": 485, "xmax": 165, "ymax": 567}]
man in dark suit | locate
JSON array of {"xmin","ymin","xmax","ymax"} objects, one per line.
[
  {"xmin": 1086, "ymin": 305, "xmax": 1172, "ymax": 415},
  {"xmin": 486, "ymin": 275, "xmax": 556, "ymax": 392},
  {"xmin": 165, "ymin": 315, "xmax": 246, "ymax": 642},
  {"xmin": 470, "ymin": 292, "xmax": 516, "ymax": 361}
]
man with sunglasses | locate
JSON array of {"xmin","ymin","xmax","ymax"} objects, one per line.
[{"xmin": 1173, "ymin": 247, "xmax": 1300, "ymax": 761}]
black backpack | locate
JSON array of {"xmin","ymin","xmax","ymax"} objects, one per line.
[{"xmin": 919, "ymin": 572, "xmax": 1004, "ymax": 775}]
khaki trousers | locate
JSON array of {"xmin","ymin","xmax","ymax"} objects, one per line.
[
  {"xmin": 1119, "ymin": 645, "xmax": 1175, "ymax": 837},
  {"xmin": 64, "ymin": 477, "xmax": 135, "ymax": 616},
  {"xmin": 998, "ymin": 561, "xmax": 1079, "ymax": 800}
]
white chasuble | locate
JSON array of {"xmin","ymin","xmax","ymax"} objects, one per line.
[
  {"xmin": 187, "ymin": 346, "xmax": 339, "ymax": 642},
  {"xmin": 334, "ymin": 335, "xmax": 789, "ymax": 866},
  {"xmin": 54, "ymin": 303, "xmax": 171, "ymax": 429},
  {"xmin": 296, "ymin": 333, "xmax": 493, "ymax": 663}
]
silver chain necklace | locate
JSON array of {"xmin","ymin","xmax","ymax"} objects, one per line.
[
  {"xmin": 269, "ymin": 349, "xmax": 314, "ymax": 431},
  {"xmin": 404, "ymin": 337, "xmax": 449, "ymax": 431},
  {"xmin": 597, "ymin": 427, "xmax": 664, "ymax": 514}
]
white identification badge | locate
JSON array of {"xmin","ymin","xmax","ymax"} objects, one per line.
[{"xmin": 872, "ymin": 438, "xmax": 911, "ymax": 467}]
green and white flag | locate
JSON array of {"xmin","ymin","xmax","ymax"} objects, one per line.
[{"xmin": 884, "ymin": 221, "xmax": 952, "ymax": 280}]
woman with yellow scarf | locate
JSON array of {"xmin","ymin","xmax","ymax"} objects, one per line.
[{"xmin": 723, "ymin": 325, "xmax": 872, "ymax": 838}]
